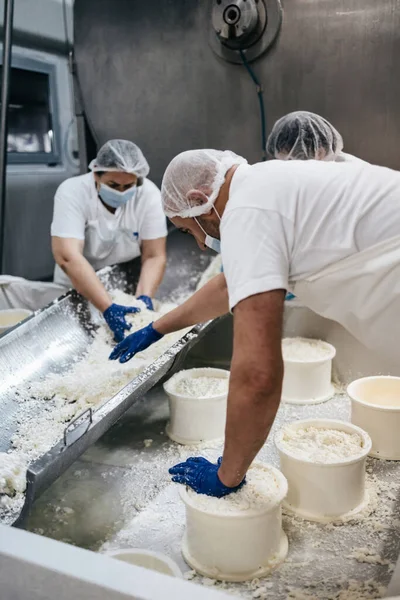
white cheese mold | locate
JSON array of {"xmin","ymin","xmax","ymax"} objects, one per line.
[
  {"xmin": 281, "ymin": 337, "xmax": 336, "ymax": 405},
  {"xmin": 179, "ymin": 464, "xmax": 288, "ymax": 582},
  {"xmin": 275, "ymin": 418, "xmax": 372, "ymax": 522},
  {"xmin": 105, "ymin": 548, "xmax": 183, "ymax": 578},
  {"xmin": 163, "ymin": 368, "xmax": 229, "ymax": 445},
  {"xmin": 348, "ymin": 376, "xmax": 400, "ymax": 460}
]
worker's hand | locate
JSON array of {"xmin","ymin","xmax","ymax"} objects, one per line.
[
  {"xmin": 103, "ymin": 303, "xmax": 141, "ymax": 343},
  {"xmin": 137, "ymin": 295, "xmax": 154, "ymax": 311},
  {"xmin": 109, "ymin": 322, "xmax": 163, "ymax": 363},
  {"xmin": 169, "ymin": 457, "xmax": 245, "ymax": 498}
]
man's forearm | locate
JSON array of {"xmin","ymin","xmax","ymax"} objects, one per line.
[
  {"xmin": 60, "ymin": 254, "xmax": 112, "ymax": 312},
  {"xmin": 218, "ymin": 365, "xmax": 282, "ymax": 487},
  {"xmin": 136, "ymin": 255, "xmax": 167, "ymax": 298},
  {"xmin": 154, "ymin": 273, "xmax": 229, "ymax": 335},
  {"xmin": 217, "ymin": 289, "xmax": 285, "ymax": 487}
]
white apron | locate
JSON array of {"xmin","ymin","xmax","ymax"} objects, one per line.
[
  {"xmin": 0, "ymin": 275, "xmax": 68, "ymax": 311},
  {"xmin": 85, "ymin": 217, "xmax": 141, "ymax": 266},
  {"xmin": 289, "ymin": 235, "xmax": 400, "ymax": 362},
  {"xmin": 54, "ymin": 203, "xmax": 141, "ymax": 287}
]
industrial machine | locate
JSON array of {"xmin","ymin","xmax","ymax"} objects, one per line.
[{"xmin": 1, "ymin": 1, "xmax": 400, "ymax": 598}]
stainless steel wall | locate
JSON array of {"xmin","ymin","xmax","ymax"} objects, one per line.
[
  {"xmin": 1, "ymin": 44, "xmax": 79, "ymax": 280},
  {"xmin": 0, "ymin": 0, "xmax": 78, "ymax": 280},
  {"xmin": 74, "ymin": 0, "xmax": 400, "ymax": 186}
]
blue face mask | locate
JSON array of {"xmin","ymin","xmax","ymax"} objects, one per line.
[
  {"xmin": 205, "ymin": 235, "xmax": 221, "ymax": 253},
  {"xmin": 195, "ymin": 206, "xmax": 222, "ymax": 254},
  {"xmin": 99, "ymin": 183, "xmax": 137, "ymax": 209}
]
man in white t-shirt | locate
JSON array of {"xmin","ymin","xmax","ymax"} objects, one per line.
[
  {"xmin": 51, "ymin": 139, "xmax": 167, "ymax": 342},
  {"xmin": 111, "ymin": 148, "xmax": 400, "ymax": 498},
  {"xmin": 105, "ymin": 112, "xmax": 359, "ymax": 332}
]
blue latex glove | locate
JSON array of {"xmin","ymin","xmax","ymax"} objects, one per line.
[
  {"xmin": 285, "ymin": 292, "xmax": 295, "ymax": 301},
  {"xmin": 103, "ymin": 303, "xmax": 140, "ymax": 343},
  {"xmin": 109, "ymin": 322, "xmax": 163, "ymax": 363},
  {"xmin": 137, "ymin": 295, "xmax": 154, "ymax": 311},
  {"xmin": 169, "ymin": 457, "xmax": 245, "ymax": 498}
]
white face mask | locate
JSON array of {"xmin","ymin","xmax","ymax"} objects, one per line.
[
  {"xmin": 99, "ymin": 183, "xmax": 137, "ymax": 208},
  {"xmin": 205, "ymin": 235, "xmax": 221, "ymax": 253},
  {"xmin": 195, "ymin": 206, "xmax": 222, "ymax": 253}
]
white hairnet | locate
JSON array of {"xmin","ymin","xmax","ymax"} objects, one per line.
[
  {"xmin": 161, "ymin": 149, "xmax": 247, "ymax": 219},
  {"xmin": 266, "ymin": 111, "xmax": 344, "ymax": 161},
  {"xmin": 89, "ymin": 139, "xmax": 150, "ymax": 177}
]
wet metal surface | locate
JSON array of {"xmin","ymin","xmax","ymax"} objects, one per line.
[
  {"xmin": 0, "ymin": 231, "xmax": 215, "ymax": 525},
  {"xmin": 23, "ymin": 329, "xmax": 400, "ymax": 599}
]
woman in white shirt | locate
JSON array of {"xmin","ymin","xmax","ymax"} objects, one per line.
[
  {"xmin": 266, "ymin": 111, "xmax": 362, "ymax": 163},
  {"xmin": 51, "ymin": 139, "xmax": 167, "ymax": 341}
]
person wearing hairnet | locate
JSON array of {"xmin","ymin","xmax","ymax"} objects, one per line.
[
  {"xmin": 266, "ymin": 110, "xmax": 363, "ymax": 163},
  {"xmin": 267, "ymin": 110, "xmax": 365, "ymax": 302},
  {"xmin": 51, "ymin": 139, "xmax": 167, "ymax": 342},
  {"xmin": 111, "ymin": 147, "xmax": 400, "ymax": 498},
  {"xmin": 106, "ymin": 113, "xmax": 362, "ymax": 352},
  {"xmin": 0, "ymin": 113, "xmax": 344, "ymax": 314}
]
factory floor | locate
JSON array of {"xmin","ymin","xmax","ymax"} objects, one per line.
[{"xmin": 24, "ymin": 368, "xmax": 400, "ymax": 600}]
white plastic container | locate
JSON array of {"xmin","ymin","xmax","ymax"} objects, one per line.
[
  {"xmin": 275, "ymin": 419, "xmax": 371, "ymax": 522},
  {"xmin": 348, "ymin": 376, "xmax": 400, "ymax": 460},
  {"xmin": 281, "ymin": 338, "xmax": 336, "ymax": 405},
  {"xmin": 105, "ymin": 548, "xmax": 182, "ymax": 578},
  {"xmin": 163, "ymin": 368, "xmax": 229, "ymax": 445},
  {"xmin": 0, "ymin": 309, "xmax": 32, "ymax": 334},
  {"xmin": 179, "ymin": 464, "xmax": 288, "ymax": 582}
]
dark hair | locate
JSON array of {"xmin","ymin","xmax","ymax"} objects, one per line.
[
  {"xmin": 266, "ymin": 112, "xmax": 342, "ymax": 160},
  {"xmin": 94, "ymin": 171, "xmax": 143, "ymax": 186},
  {"xmin": 272, "ymin": 125, "xmax": 335, "ymax": 160}
]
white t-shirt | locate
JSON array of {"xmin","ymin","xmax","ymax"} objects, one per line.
[
  {"xmin": 221, "ymin": 160, "xmax": 400, "ymax": 310},
  {"xmin": 335, "ymin": 151, "xmax": 365, "ymax": 163},
  {"xmin": 51, "ymin": 172, "xmax": 167, "ymax": 286}
]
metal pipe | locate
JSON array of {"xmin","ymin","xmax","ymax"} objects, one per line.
[{"xmin": 0, "ymin": 0, "xmax": 14, "ymax": 273}]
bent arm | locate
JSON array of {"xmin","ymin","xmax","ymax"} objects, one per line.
[
  {"xmin": 218, "ymin": 289, "xmax": 285, "ymax": 487},
  {"xmin": 135, "ymin": 237, "xmax": 167, "ymax": 298},
  {"xmin": 52, "ymin": 237, "xmax": 112, "ymax": 312},
  {"xmin": 154, "ymin": 272, "xmax": 229, "ymax": 335}
]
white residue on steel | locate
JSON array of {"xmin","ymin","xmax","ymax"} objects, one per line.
[
  {"xmin": 0, "ymin": 452, "xmax": 27, "ymax": 496},
  {"xmin": 1, "ymin": 290, "xmax": 190, "ymax": 522},
  {"xmin": 0, "ymin": 451, "xmax": 27, "ymax": 518},
  {"xmin": 26, "ymin": 291, "xmax": 185, "ymax": 411}
]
